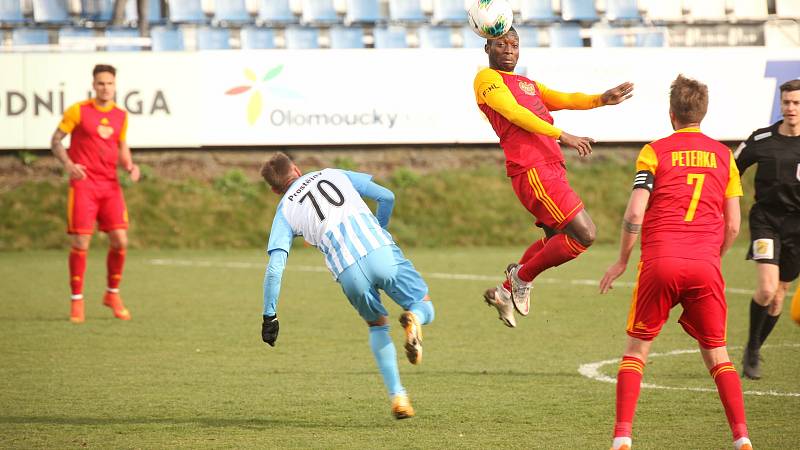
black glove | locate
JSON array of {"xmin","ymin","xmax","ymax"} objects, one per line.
[{"xmin": 262, "ymin": 315, "xmax": 279, "ymax": 347}]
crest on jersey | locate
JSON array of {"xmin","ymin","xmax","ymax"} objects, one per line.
[{"xmin": 518, "ymin": 81, "xmax": 537, "ymax": 96}]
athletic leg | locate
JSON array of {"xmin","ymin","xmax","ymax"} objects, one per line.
[
  {"xmin": 99, "ymin": 187, "xmax": 131, "ymax": 320},
  {"xmin": 612, "ymin": 337, "xmax": 652, "ymax": 450},
  {"xmin": 69, "ymin": 234, "xmax": 92, "ymax": 323},
  {"xmin": 701, "ymin": 346, "xmax": 751, "ymax": 450},
  {"xmin": 791, "ymin": 283, "xmax": 800, "ymax": 325},
  {"xmin": 744, "ymin": 263, "xmax": 779, "ymax": 378}
]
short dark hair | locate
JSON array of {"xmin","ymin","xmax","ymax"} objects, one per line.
[
  {"xmin": 780, "ymin": 79, "xmax": 800, "ymax": 94},
  {"xmin": 92, "ymin": 64, "xmax": 116, "ymax": 78},
  {"xmin": 260, "ymin": 152, "xmax": 295, "ymax": 192},
  {"xmin": 486, "ymin": 26, "xmax": 517, "ymax": 44},
  {"xmin": 670, "ymin": 74, "xmax": 708, "ymax": 124}
]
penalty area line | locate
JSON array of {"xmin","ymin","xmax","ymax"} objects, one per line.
[{"xmin": 578, "ymin": 344, "xmax": 800, "ymax": 398}]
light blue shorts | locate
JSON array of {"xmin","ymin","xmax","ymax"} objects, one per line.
[{"xmin": 337, "ymin": 245, "xmax": 429, "ymax": 322}]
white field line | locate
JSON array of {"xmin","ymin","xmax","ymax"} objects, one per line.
[
  {"xmin": 147, "ymin": 258, "xmax": 752, "ymax": 295},
  {"xmin": 578, "ymin": 344, "xmax": 800, "ymax": 398}
]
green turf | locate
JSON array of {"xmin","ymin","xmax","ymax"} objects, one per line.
[{"xmin": 1, "ymin": 245, "xmax": 798, "ymax": 449}]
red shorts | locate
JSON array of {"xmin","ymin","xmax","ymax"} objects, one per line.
[
  {"xmin": 511, "ymin": 162, "xmax": 584, "ymax": 230},
  {"xmin": 67, "ymin": 181, "xmax": 128, "ymax": 235},
  {"xmin": 627, "ymin": 257, "xmax": 727, "ymax": 349}
]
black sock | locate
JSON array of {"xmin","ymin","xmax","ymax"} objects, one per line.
[
  {"xmin": 747, "ymin": 299, "xmax": 769, "ymax": 351},
  {"xmin": 759, "ymin": 313, "xmax": 780, "ymax": 346}
]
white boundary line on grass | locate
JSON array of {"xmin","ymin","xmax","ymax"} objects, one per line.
[
  {"xmin": 147, "ymin": 258, "xmax": 752, "ymax": 295},
  {"xmin": 578, "ymin": 344, "xmax": 800, "ymax": 398}
]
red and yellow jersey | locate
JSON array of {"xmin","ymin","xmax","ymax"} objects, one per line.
[
  {"xmin": 473, "ymin": 67, "xmax": 602, "ymax": 177},
  {"xmin": 58, "ymin": 99, "xmax": 128, "ymax": 184},
  {"xmin": 635, "ymin": 128, "xmax": 743, "ymax": 262}
]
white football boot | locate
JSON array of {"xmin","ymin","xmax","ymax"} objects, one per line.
[
  {"xmin": 505, "ymin": 263, "xmax": 531, "ymax": 316},
  {"xmin": 483, "ymin": 284, "xmax": 516, "ymax": 328}
]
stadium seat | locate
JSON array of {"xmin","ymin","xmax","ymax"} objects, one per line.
[
  {"xmin": 0, "ymin": 0, "xmax": 27, "ymax": 23},
  {"xmin": 776, "ymin": 0, "xmax": 800, "ymax": 19},
  {"xmin": 32, "ymin": 0, "xmax": 70, "ymax": 23},
  {"xmin": 80, "ymin": 0, "xmax": 112, "ymax": 22},
  {"xmin": 373, "ymin": 25, "xmax": 406, "ymax": 48},
  {"xmin": 685, "ymin": 0, "xmax": 727, "ymax": 23},
  {"xmin": 329, "ymin": 25, "xmax": 363, "ymax": 47},
  {"xmin": 387, "ymin": 0, "xmax": 425, "ymax": 23},
  {"xmin": 256, "ymin": 0, "xmax": 294, "ymax": 24},
  {"xmin": 636, "ymin": 29, "xmax": 665, "ymax": 47},
  {"xmin": 560, "ymin": 0, "xmax": 597, "ymax": 22},
  {"xmin": 58, "ymin": 27, "xmax": 96, "ymax": 50},
  {"xmin": 604, "ymin": 0, "xmax": 641, "ymax": 22},
  {"xmin": 150, "ymin": 25, "xmax": 184, "ymax": 50},
  {"xmin": 105, "ymin": 27, "xmax": 140, "ymax": 51},
  {"xmin": 11, "ymin": 27, "xmax": 49, "ymax": 48},
  {"xmin": 418, "ymin": 25, "xmax": 451, "ymax": 48},
  {"xmin": 431, "ymin": 0, "xmax": 463, "ymax": 25},
  {"xmin": 548, "ymin": 22, "xmax": 582, "ymax": 46},
  {"xmin": 589, "ymin": 23, "xmax": 625, "ymax": 47},
  {"xmin": 125, "ymin": 0, "xmax": 163, "ymax": 24},
  {"xmin": 196, "ymin": 25, "xmax": 230, "ymax": 49},
  {"xmin": 641, "ymin": 0, "xmax": 683, "ymax": 23},
  {"xmin": 519, "ymin": 0, "xmax": 556, "ymax": 23},
  {"xmin": 344, "ymin": 0, "xmax": 380, "ymax": 24},
  {"xmin": 300, "ymin": 0, "xmax": 337, "ymax": 24},
  {"xmin": 240, "ymin": 25, "xmax": 275, "ymax": 48},
  {"xmin": 167, "ymin": 0, "xmax": 205, "ymax": 23},
  {"xmin": 729, "ymin": 0, "xmax": 767, "ymax": 22},
  {"xmin": 515, "ymin": 25, "xmax": 540, "ymax": 47},
  {"xmin": 284, "ymin": 25, "xmax": 319, "ymax": 48},
  {"xmin": 460, "ymin": 25, "xmax": 486, "ymax": 48},
  {"xmin": 213, "ymin": 0, "xmax": 250, "ymax": 24}
]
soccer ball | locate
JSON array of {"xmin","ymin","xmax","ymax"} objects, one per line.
[{"xmin": 467, "ymin": 0, "xmax": 514, "ymax": 39}]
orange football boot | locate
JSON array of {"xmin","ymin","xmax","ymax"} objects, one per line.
[
  {"xmin": 103, "ymin": 292, "xmax": 131, "ymax": 320},
  {"xmin": 70, "ymin": 300, "xmax": 85, "ymax": 324}
]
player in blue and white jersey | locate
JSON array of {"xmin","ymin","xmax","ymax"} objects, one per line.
[{"xmin": 259, "ymin": 152, "xmax": 435, "ymax": 419}]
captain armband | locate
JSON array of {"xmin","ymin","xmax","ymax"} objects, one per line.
[
  {"xmin": 623, "ymin": 220, "xmax": 641, "ymax": 234},
  {"xmin": 632, "ymin": 170, "xmax": 654, "ymax": 192}
]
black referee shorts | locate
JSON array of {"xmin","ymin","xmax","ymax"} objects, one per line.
[{"xmin": 747, "ymin": 205, "xmax": 800, "ymax": 282}]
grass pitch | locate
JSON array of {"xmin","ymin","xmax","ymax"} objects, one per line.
[{"xmin": 1, "ymin": 245, "xmax": 798, "ymax": 449}]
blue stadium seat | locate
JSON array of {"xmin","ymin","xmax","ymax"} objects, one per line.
[
  {"xmin": 284, "ymin": 25, "xmax": 319, "ymax": 48},
  {"xmin": 12, "ymin": 28, "xmax": 49, "ymax": 48},
  {"xmin": 80, "ymin": 0, "xmax": 112, "ymax": 22},
  {"xmin": 460, "ymin": 26, "xmax": 486, "ymax": 48},
  {"xmin": 329, "ymin": 25, "xmax": 363, "ymax": 48},
  {"xmin": 560, "ymin": 0, "xmax": 597, "ymax": 22},
  {"xmin": 150, "ymin": 25, "xmax": 184, "ymax": 50},
  {"xmin": 515, "ymin": 25, "xmax": 540, "ymax": 47},
  {"xmin": 125, "ymin": 0, "xmax": 163, "ymax": 24},
  {"xmin": 549, "ymin": 22, "xmax": 583, "ymax": 46},
  {"xmin": 256, "ymin": 0, "xmax": 294, "ymax": 24},
  {"xmin": 373, "ymin": 25, "xmax": 406, "ymax": 48},
  {"xmin": 300, "ymin": 0, "xmax": 337, "ymax": 24},
  {"xmin": 387, "ymin": 0, "xmax": 424, "ymax": 23},
  {"xmin": 0, "ymin": 0, "xmax": 27, "ymax": 23},
  {"xmin": 519, "ymin": 0, "xmax": 556, "ymax": 23},
  {"xmin": 58, "ymin": 27, "xmax": 96, "ymax": 50},
  {"xmin": 605, "ymin": 0, "xmax": 641, "ymax": 22},
  {"xmin": 240, "ymin": 25, "xmax": 275, "ymax": 48},
  {"xmin": 105, "ymin": 27, "xmax": 141, "ymax": 51},
  {"xmin": 636, "ymin": 29, "xmax": 665, "ymax": 47},
  {"xmin": 197, "ymin": 26, "xmax": 230, "ymax": 49},
  {"xmin": 431, "ymin": 0, "xmax": 463, "ymax": 25},
  {"xmin": 344, "ymin": 0, "xmax": 381, "ymax": 25},
  {"xmin": 418, "ymin": 25, "xmax": 451, "ymax": 48},
  {"xmin": 168, "ymin": 0, "xmax": 205, "ymax": 23},
  {"xmin": 32, "ymin": 0, "xmax": 70, "ymax": 23},
  {"xmin": 589, "ymin": 23, "xmax": 625, "ymax": 47},
  {"xmin": 213, "ymin": 0, "xmax": 250, "ymax": 24}
]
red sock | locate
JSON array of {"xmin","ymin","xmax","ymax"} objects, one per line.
[
  {"xmin": 503, "ymin": 237, "xmax": 549, "ymax": 290},
  {"xmin": 69, "ymin": 247, "xmax": 87, "ymax": 300},
  {"xmin": 710, "ymin": 362, "xmax": 749, "ymax": 441},
  {"xmin": 107, "ymin": 248, "xmax": 126, "ymax": 291},
  {"xmin": 517, "ymin": 234, "xmax": 586, "ymax": 282},
  {"xmin": 614, "ymin": 356, "xmax": 645, "ymax": 438}
]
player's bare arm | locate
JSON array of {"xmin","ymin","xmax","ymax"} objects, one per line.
[
  {"xmin": 118, "ymin": 140, "xmax": 140, "ymax": 182},
  {"xmin": 601, "ymin": 82, "xmax": 635, "ymax": 106},
  {"xmin": 720, "ymin": 197, "xmax": 740, "ymax": 257},
  {"xmin": 600, "ymin": 188, "xmax": 650, "ymax": 293},
  {"xmin": 558, "ymin": 132, "xmax": 595, "ymax": 157},
  {"xmin": 50, "ymin": 128, "xmax": 86, "ymax": 180}
]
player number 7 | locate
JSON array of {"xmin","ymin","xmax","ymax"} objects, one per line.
[{"xmin": 685, "ymin": 173, "xmax": 705, "ymax": 222}]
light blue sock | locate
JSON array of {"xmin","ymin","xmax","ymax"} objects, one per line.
[
  {"xmin": 410, "ymin": 301, "xmax": 435, "ymax": 325},
  {"xmin": 368, "ymin": 325, "xmax": 404, "ymax": 397}
]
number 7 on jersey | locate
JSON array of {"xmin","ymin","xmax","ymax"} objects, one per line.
[{"xmin": 685, "ymin": 173, "xmax": 705, "ymax": 222}]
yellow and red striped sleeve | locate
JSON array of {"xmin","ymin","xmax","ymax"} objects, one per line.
[
  {"xmin": 535, "ymin": 81, "xmax": 603, "ymax": 111},
  {"xmin": 474, "ymin": 68, "xmax": 562, "ymax": 138},
  {"xmin": 635, "ymin": 144, "xmax": 658, "ymax": 174},
  {"xmin": 58, "ymin": 102, "xmax": 82, "ymax": 134},
  {"xmin": 724, "ymin": 149, "xmax": 743, "ymax": 198},
  {"xmin": 119, "ymin": 111, "xmax": 129, "ymax": 142}
]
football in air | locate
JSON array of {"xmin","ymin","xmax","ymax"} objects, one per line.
[{"xmin": 468, "ymin": 0, "xmax": 514, "ymax": 39}]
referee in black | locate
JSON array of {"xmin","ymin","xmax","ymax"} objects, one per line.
[{"xmin": 734, "ymin": 79, "xmax": 800, "ymax": 380}]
